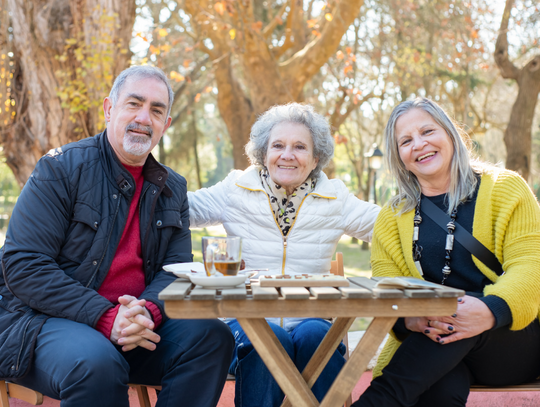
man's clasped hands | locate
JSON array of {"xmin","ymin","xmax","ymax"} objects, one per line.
[{"xmin": 110, "ymin": 295, "xmax": 160, "ymax": 352}]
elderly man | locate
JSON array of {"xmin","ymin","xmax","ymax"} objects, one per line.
[{"xmin": 0, "ymin": 66, "xmax": 234, "ymax": 406}]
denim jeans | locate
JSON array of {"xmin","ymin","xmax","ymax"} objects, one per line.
[
  {"xmin": 13, "ymin": 317, "xmax": 235, "ymax": 407},
  {"xmin": 227, "ymin": 318, "xmax": 346, "ymax": 407}
]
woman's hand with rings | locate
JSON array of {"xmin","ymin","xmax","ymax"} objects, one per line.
[{"xmin": 426, "ymin": 295, "xmax": 495, "ymax": 345}]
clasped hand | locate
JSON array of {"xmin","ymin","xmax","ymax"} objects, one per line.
[
  {"xmin": 110, "ymin": 295, "xmax": 161, "ymax": 352},
  {"xmin": 405, "ymin": 295, "xmax": 495, "ymax": 345}
]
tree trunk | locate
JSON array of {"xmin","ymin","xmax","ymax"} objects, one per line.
[
  {"xmin": 494, "ymin": 0, "xmax": 540, "ymax": 180},
  {"xmin": 0, "ymin": 0, "xmax": 135, "ymax": 186},
  {"xmin": 502, "ymin": 58, "xmax": 540, "ymax": 180}
]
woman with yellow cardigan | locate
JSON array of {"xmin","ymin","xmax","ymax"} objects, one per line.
[{"xmin": 352, "ymin": 98, "xmax": 540, "ymax": 407}]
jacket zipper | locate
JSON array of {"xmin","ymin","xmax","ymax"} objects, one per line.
[
  {"xmin": 86, "ymin": 194, "xmax": 122, "ymax": 288},
  {"xmin": 257, "ymin": 190, "xmax": 316, "ymax": 274},
  {"xmin": 15, "ymin": 313, "xmax": 39, "ymax": 371},
  {"xmin": 263, "ymin": 192, "xmax": 313, "ymax": 328}
]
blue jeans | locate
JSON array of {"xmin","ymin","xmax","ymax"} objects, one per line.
[
  {"xmin": 227, "ymin": 318, "xmax": 346, "ymax": 407},
  {"xmin": 13, "ymin": 317, "xmax": 234, "ymax": 407}
]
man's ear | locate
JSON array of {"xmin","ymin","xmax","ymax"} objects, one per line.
[
  {"xmin": 103, "ymin": 98, "xmax": 113, "ymax": 122},
  {"xmin": 162, "ymin": 116, "xmax": 172, "ymax": 136}
]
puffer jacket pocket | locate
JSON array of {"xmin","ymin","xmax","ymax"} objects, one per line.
[
  {"xmin": 60, "ymin": 203, "xmax": 102, "ymax": 266},
  {"xmin": 0, "ymin": 309, "xmax": 48, "ymax": 380}
]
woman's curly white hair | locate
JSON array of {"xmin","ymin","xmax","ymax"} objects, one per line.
[{"xmin": 245, "ymin": 103, "xmax": 334, "ymax": 179}]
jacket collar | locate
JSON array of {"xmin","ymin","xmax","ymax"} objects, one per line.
[
  {"xmin": 98, "ymin": 130, "xmax": 171, "ymax": 197},
  {"xmin": 236, "ymin": 166, "xmax": 337, "ymax": 199}
]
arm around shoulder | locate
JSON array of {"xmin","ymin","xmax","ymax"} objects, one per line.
[
  {"xmin": 341, "ymin": 185, "xmax": 381, "ymax": 243},
  {"xmin": 187, "ymin": 170, "xmax": 238, "ymax": 228}
]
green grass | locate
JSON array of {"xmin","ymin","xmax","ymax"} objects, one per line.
[{"xmin": 191, "ymin": 227, "xmax": 373, "ymax": 332}]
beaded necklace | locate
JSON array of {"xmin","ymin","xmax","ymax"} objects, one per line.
[{"xmin": 412, "ymin": 198, "xmax": 458, "ymax": 285}]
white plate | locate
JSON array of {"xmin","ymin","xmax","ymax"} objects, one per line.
[
  {"xmin": 189, "ymin": 272, "xmax": 253, "ymax": 289},
  {"xmin": 163, "ymin": 262, "xmax": 206, "ymax": 278}
]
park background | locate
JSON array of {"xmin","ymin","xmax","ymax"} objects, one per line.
[
  {"xmin": 0, "ymin": 2, "xmax": 539, "ymax": 405},
  {"xmin": 0, "ymin": 0, "xmax": 538, "ymax": 282}
]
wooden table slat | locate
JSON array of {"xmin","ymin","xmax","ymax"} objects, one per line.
[
  {"xmin": 349, "ymin": 277, "xmax": 404, "ymax": 298},
  {"xmin": 281, "ymin": 287, "xmax": 310, "ymax": 300},
  {"xmin": 221, "ymin": 286, "xmax": 247, "ymax": 300},
  {"xmin": 403, "ymin": 288, "xmax": 437, "ymax": 298},
  {"xmin": 158, "ymin": 280, "xmax": 192, "ymax": 300},
  {"xmin": 189, "ymin": 287, "xmax": 216, "ymax": 300},
  {"xmin": 251, "ymin": 284, "xmax": 279, "ymax": 300},
  {"xmin": 309, "ymin": 287, "xmax": 342, "ymax": 299},
  {"xmin": 338, "ymin": 287, "xmax": 373, "ymax": 299},
  {"xmin": 435, "ymin": 287, "xmax": 466, "ymax": 298}
]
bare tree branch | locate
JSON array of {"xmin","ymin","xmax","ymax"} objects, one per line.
[
  {"xmin": 494, "ymin": 0, "xmax": 520, "ymax": 80},
  {"xmin": 272, "ymin": 0, "xmax": 298, "ymax": 58},
  {"xmin": 262, "ymin": 1, "xmax": 288, "ymax": 39},
  {"xmin": 281, "ymin": 0, "xmax": 364, "ymax": 95}
]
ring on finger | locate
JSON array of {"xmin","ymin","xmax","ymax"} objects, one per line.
[{"xmin": 427, "ymin": 319, "xmax": 431, "ymax": 327}]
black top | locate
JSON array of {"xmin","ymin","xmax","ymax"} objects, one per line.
[{"xmin": 394, "ymin": 182, "xmax": 512, "ymax": 335}]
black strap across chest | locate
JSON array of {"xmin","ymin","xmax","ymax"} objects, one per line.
[{"xmin": 420, "ymin": 196, "xmax": 505, "ymax": 276}]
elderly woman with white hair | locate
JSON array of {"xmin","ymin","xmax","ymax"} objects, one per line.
[
  {"xmin": 352, "ymin": 97, "xmax": 540, "ymax": 407},
  {"xmin": 188, "ymin": 103, "xmax": 380, "ymax": 407}
]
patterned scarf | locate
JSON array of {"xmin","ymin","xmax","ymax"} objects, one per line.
[{"xmin": 260, "ymin": 169, "xmax": 316, "ymax": 236}]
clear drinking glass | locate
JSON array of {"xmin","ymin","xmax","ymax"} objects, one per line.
[{"xmin": 202, "ymin": 236, "xmax": 242, "ymax": 276}]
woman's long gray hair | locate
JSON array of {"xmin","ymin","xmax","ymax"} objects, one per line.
[
  {"xmin": 386, "ymin": 97, "xmax": 484, "ymax": 215},
  {"xmin": 245, "ymin": 103, "xmax": 334, "ymax": 179}
]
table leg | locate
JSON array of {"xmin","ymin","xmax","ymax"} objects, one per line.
[
  {"xmin": 280, "ymin": 317, "xmax": 356, "ymax": 407},
  {"xmin": 320, "ymin": 317, "xmax": 398, "ymax": 407},
  {"xmin": 237, "ymin": 318, "xmax": 320, "ymax": 407}
]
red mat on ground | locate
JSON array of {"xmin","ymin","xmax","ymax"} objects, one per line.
[{"xmin": 7, "ymin": 375, "xmax": 540, "ymax": 406}]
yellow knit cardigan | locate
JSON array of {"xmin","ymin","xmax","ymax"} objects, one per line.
[{"xmin": 371, "ymin": 168, "xmax": 540, "ymax": 378}]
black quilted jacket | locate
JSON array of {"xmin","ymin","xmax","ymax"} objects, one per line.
[{"xmin": 0, "ymin": 130, "xmax": 192, "ymax": 379}]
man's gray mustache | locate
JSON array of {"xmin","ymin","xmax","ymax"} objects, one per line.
[{"xmin": 126, "ymin": 123, "xmax": 153, "ymax": 137}]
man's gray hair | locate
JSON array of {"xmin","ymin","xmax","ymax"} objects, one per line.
[
  {"xmin": 108, "ymin": 65, "xmax": 174, "ymax": 118},
  {"xmin": 385, "ymin": 97, "xmax": 485, "ymax": 215},
  {"xmin": 245, "ymin": 103, "xmax": 334, "ymax": 179}
]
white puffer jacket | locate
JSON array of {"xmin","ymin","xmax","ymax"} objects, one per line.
[
  {"xmin": 189, "ymin": 166, "xmax": 380, "ymax": 273},
  {"xmin": 188, "ymin": 166, "xmax": 381, "ymax": 329}
]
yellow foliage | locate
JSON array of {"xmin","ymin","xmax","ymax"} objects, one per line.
[
  {"xmin": 170, "ymin": 71, "xmax": 185, "ymax": 82},
  {"xmin": 158, "ymin": 28, "xmax": 168, "ymax": 38},
  {"xmin": 325, "ymin": 13, "xmax": 333, "ymax": 22},
  {"xmin": 214, "ymin": 2, "xmax": 225, "ymax": 16},
  {"xmin": 229, "ymin": 29, "xmax": 236, "ymax": 40},
  {"xmin": 54, "ymin": 7, "xmax": 127, "ymax": 138}
]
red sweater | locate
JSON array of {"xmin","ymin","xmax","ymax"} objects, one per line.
[{"xmin": 96, "ymin": 164, "xmax": 162, "ymax": 338}]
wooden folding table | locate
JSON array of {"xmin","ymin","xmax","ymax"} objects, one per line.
[{"xmin": 159, "ymin": 276, "xmax": 462, "ymax": 407}]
